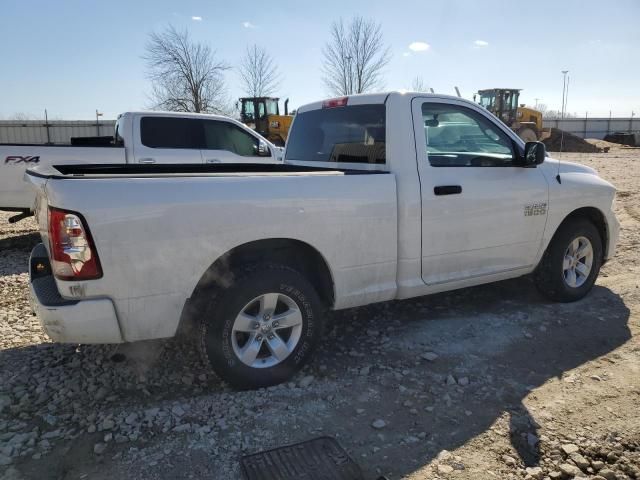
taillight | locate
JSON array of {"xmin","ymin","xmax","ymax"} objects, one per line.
[
  {"xmin": 322, "ymin": 97, "xmax": 348, "ymax": 108},
  {"xmin": 48, "ymin": 207, "xmax": 102, "ymax": 280}
]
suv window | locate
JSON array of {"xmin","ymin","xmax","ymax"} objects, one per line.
[
  {"xmin": 285, "ymin": 104, "xmax": 386, "ymax": 164},
  {"xmin": 203, "ymin": 120, "xmax": 259, "ymax": 157},
  {"xmin": 140, "ymin": 117, "xmax": 203, "ymax": 149},
  {"xmin": 421, "ymin": 103, "xmax": 514, "ymax": 167}
]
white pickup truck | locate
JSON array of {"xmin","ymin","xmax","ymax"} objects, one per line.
[
  {"xmin": 25, "ymin": 92, "xmax": 619, "ymax": 389},
  {"xmin": 1, "ymin": 111, "xmax": 280, "ymax": 218}
]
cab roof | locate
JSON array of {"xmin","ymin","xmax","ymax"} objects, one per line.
[{"xmin": 296, "ymin": 91, "xmax": 476, "ymax": 113}]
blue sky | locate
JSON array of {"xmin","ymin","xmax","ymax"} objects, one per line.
[{"xmin": 1, "ymin": 0, "xmax": 638, "ymax": 119}]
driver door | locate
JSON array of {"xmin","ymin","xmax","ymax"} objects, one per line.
[{"xmin": 413, "ymin": 98, "xmax": 549, "ymax": 285}]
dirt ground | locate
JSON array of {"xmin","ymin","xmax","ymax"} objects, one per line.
[{"xmin": 1, "ymin": 149, "xmax": 639, "ymax": 480}]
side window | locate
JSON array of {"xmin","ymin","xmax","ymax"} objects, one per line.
[
  {"xmin": 140, "ymin": 117, "xmax": 202, "ymax": 149},
  {"xmin": 422, "ymin": 103, "xmax": 514, "ymax": 167},
  {"xmin": 203, "ymin": 120, "xmax": 260, "ymax": 157}
]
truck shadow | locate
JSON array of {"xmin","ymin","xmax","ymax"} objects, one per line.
[{"xmin": 324, "ymin": 279, "xmax": 631, "ymax": 478}]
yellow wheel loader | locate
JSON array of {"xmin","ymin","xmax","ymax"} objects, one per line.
[
  {"xmin": 475, "ymin": 89, "xmax": 550, "ymax": 142},
  {"xmin": 238, "ymin": 97, "xmax": 293, "ymax": 146}
]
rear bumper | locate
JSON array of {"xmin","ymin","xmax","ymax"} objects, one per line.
[{"xmin": 29, "ymin": 243, "xmax": 123, "ymax": 343}]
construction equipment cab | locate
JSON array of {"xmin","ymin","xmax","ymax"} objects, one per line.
[
  {"xmin": 239, "ymin": 97, "xmax": 293, "ymax": 146},
  {"xmin": 476, "ymin": 88, "xmax": 549, "ymax": 142}
]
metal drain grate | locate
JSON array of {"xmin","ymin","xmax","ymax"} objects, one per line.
[{"xmin": 240, "ymin": 436, "xmax": 364, "ymax": 480}]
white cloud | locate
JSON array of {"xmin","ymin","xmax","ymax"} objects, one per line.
[
  {"xmin": 402, "ymin": 52, "xmax": 411, "ymax": 57},
  {"xmin": 408, "ymin": 41, "xmax": 430, "ymax": 52},
  {"xmin": 191, "ymin": 16, "xmax": 202, "ymax": 21},
  {"xmin": 474, "ymin": 40, "xmax": 489, "ymax": 47},
  {"xmin": 242, "ymin": 21, "xmax": 256, "ymax": 28}
]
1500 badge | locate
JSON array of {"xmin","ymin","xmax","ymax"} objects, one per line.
[
  {"xmin": 5, "ymin": 155, "xmax": 40, "ymax": 165},
  {"xmin": 525, "ymin": 202, "xmax": 547, "ymax": 216}
]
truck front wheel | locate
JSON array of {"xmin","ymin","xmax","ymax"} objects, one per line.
[
  {"xmin": 198, "ymin": 263, "xmax": 325, "ymax": 389},
  {"xmin": 534, "ymin": 218, "xmax": 603, "ymax": 302}
]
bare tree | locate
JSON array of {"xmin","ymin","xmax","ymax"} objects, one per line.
[
  {"xmin": 6, "ymin": 112, "xmax": 37, "ymax": 121},
  {"xmin": 238, "ymin": 45, "xmax": 281, "ymax": 97},
  {"xmin": 143, "ymin": 25, "xmax": 230, "ymax": 113},
  {"xmin": 544, "ymin": 109, "xmax": 576, "ymax": 119},
  {"xmin": 411, "ymin": 76, "xmax": 429, "ymax": 92},
  {"xmin": 535, "ymin": 103, "xmax": 548, "ymax": 115},
  {"xmin": 322, "ymin": 17, "xmax": 391, "ymax": 95}
]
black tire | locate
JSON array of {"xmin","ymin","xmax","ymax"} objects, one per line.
[
  {"xmin": 534, "ymin": 218, "xmax": 603, "ymax": 302},
  {"xmin": 198, "ymin": 263, "xmax": 324, "ymax": 389}
]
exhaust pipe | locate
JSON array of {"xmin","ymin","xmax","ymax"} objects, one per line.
[{"xmin": 284, "ymin": 98, "xmax": 289, "ymax": 116}]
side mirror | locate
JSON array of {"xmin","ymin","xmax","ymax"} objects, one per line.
[
  {"xmin": 257, "ymin": 140, "xmax": 271, "ymax": 157},
  {"xmin": 522, "ymin": 141, "xmax": 546, "ymax": 167}
]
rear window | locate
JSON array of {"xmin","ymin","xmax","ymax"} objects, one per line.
[
  {"xmin": 285, "ymin": 104, "xmax": 386, "ymax": 164},
  {"xmin": 140, "ymin": 117, "xmax": 203, "ymax": 149}
]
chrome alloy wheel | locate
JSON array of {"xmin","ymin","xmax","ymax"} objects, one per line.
[
  {"xmin": 231, "ymin": 293, "xmax": 303, "ymax": 368},
  {"xmin": 563, "ymin": 236, "xmax": 594, "ymax": 288}
]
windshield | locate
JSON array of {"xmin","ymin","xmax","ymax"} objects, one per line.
[
  {"xmin": 478, "ymin": 92, "xmax": 495, "ymax": 109},
  {"xmin": 285, "ymin": 104, "xmax": 386, "ymax": 164},
  {"xmin": 265, "ymin": 99, "xmax": 279, "ymax": 115}
]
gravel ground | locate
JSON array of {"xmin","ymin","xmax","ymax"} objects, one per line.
[{"xmin": 1, "ymin": 150, "xmax": 639, "ymax": 480}]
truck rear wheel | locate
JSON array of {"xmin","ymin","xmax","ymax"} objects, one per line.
[
  {"xmin": 198, "ymin": 263, "xmax": 324, "ymax": 389},
  {"xmin": 534, "ymin": 218, "xmax": 603, "ymax": 302}
]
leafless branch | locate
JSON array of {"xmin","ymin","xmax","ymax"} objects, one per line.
[
  {"xmin": 143, "ymin": 25, "xmax": 230, "ymax": 113},
  {"xmin": 322, "ymin": 17, "xmax": 391, "ymax": 96},
  {"xmin": 411, "ymin": 76, "xmax": 429, "ymax": 92},
  {"xmin": 238, "ymin": 45, "xmax": 281, "ymax": 97}
]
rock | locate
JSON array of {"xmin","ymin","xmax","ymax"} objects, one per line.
[
  {"xmin": 359, "ymin": 366, "xmax": 370, "ymax": 376},
  {"xmin": 437, "ymin": 464, "xmax": 454, "ymax": 474},
  {"xmin": 0, "ymin": 453, "xmax": 13, "ymax": 465},
  {"xmin": 124, "ymin": 413, "xmax": 138, "ymax": 425},
  {"xmin": 94, "ymin": 387, "xmax": 108, "ymax": 401},
  {"xmin": 421, "ymin": 352, "xmax": 438, "ymax": 361},
  {"xmin": 102, "ymin": 418, "xmax": 115, "ymax": 430},
  {"xmin": 591, "ymin": 460, "xmax": 605, "ymax": 471},
  {"xmin": 525, "ymin": 466, "xmax": 543, "ymax": 479},
  {"xmin": 570, "ymin": 453, "xmax": 590, "ymax": 471},
  {"xmin": 171, "ymin": 405, "xmax": 185, "ymax": 417},
  {"xmin": 437, "ymin": 450, "xmax": 452, "ymax": 462},
  {"xmin": 597, "ymin": 469, "xmax": 617, "ymax": 480},
  {"xmin": 445, "ymin": 375, "xmax": 457, "ymax": 385},
  {"xmin": 172, "ymin": 423, "xmax": 191, "ymax": 433},
  {"xmin": 457, "ymin": 377, "xmax": 469, "ymax": 386},
  {"xmin": 298, "ymin": 375, "xmax": 315, "ymax": 388},
  {"xmin": 371, "ymin": 419, "xmax": 386, "ymax": 429},
  {"xmin": 561, "ymin": 444, "xmax": 580, "ymax": 455},
  {"xmin": 559, "ymin": 463, "xmax": 582, "ymax": 477},
  {"xmin": 527, "ymin": 433, "xmax": 539, "ymax": 447},
  {"xmin": 502, "ymin": 455, "xmax": 517, "ymax": 467},
  {"xmin": 355, "ymin": 408, "xmax": 365, "ymax": 415},
  {"xmin": 549, "ymin": 472, "xmax": 563, "ymax": 480},
  {"xmin": 93, "ymin": 443, "xmax": 107, "ymax": 455},
  {"xmin": 87, "ymin": 424, "xmax": 96, "ymax": 433}
]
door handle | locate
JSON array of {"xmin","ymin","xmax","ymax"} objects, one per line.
[
  {"xmin": 138, "ymin": 158, "xmax": 156, "ymax": 164},
  {"xmin": 206, "ymin": 158, "xmax": 221, "ymax": 163},
  {"xmin": 434, "ymin": 185, "xmax": 462, "ymax": 195}
]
